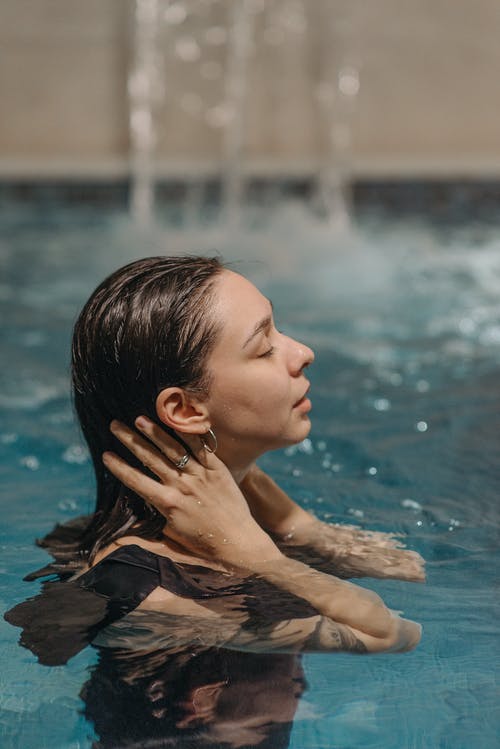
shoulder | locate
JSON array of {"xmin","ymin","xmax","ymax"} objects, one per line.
[
  {"xmin": 76, "ymin": 540, "xmax": 231, "ymax": 604},
  {"xmin": 76, "ymin": 542, "xmax": 161, "ymax": 607},
  {"xmin": 87, "ymin": 535, "xmax": 166, "ymax": 568},
  {"xmin": 138, "ymin": 585, "xmax": 222, "ymax": 618}
]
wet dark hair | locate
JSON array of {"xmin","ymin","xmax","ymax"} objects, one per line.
[
  {"xmin": 50, "ymin": 255, "xmax": 225, "ymax": 562},
  {"xmin": 83, "ymin": 647, "xmax": 299, "ymax": 749}
]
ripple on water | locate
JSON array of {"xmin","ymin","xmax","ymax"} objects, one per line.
[{"xmin": 1, "ymin": 206, "xmax": 499, "ymax": 749}]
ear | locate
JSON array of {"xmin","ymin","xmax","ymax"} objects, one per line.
[
  {"xmin": 175, "ymin": 681, "xmax": 226, "ymax": 728},
  {"xmin": 155, "ymin": 387, "xmax": 210, "ymax": 435}
]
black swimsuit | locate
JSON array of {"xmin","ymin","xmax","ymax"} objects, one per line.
[
  {"xmin": 5, "ymin": 544, "xmax": 318, "ymax": 665},
  {"xmin": 5, "ymin": 544, "xmax": 314, "ymax": 748}
]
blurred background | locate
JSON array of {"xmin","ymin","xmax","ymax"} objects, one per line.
[{"xmin": 1, "ymin": 0, "xmax": 499, "ymax": 226}]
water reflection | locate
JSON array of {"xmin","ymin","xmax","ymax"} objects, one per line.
[
  {"xmin": 5, "ymin": 567, "xmax": 305, "ymax": 748},
  {"xmin": 83, "ymin": 644, "xmax": 304, "ymax": 748}
]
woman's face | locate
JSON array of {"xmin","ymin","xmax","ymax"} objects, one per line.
[{"xmin": 203, "ymin": 270, "xmax": 315, "ymax": 463}]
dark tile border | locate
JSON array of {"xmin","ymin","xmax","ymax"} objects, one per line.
[{"xmin": 1, "ymin": 178, "xmax": 499, "ymax": 223}]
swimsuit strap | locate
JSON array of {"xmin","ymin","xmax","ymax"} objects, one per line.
[
  {"xmin": 78, "ymin": 544, "xmax": 246, "ymax": 605},
  {"xmin": 77, "ymin": 546, "xmax": 161, "ymax": 618},
  {"xmin": 79, "ymin": 545, "xmax": 318, "ymax": 621},
  {"xmin": 5, "ymin": 544, "xmax": 319, "ymax": 666}
]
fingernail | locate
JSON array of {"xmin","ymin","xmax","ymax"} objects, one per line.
[
  {"xmin": 110, "ymin": 420, "xmax": 119, "ymax": 432},
  {"xmin": 135, "ymin": 415, "xmax": 150, "ymax": 429}
]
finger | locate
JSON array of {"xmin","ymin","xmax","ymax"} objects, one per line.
[
  {"xmin": 134, "ymin": 416, "xmax": 209, "ymax": 469},
  {"xmin": 110, "ymin": 420, "xmax": 179, "ymax": 478},
  {"xmin": 102, "ymin": 451, "xmax": 176, "ymax": 512}
]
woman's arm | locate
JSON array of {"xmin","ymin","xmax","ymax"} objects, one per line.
[
  {"xmin": 231, "ymin": 554, "xmax": 421, "ymax": 654},
  {"xmin": 240, "ymin": 465, "xmax": 426, "ymax": 582},
  {"xmin": 103, "ymin": 418, "xmax": 422, "ymax": 654},
  {"xmin": 131, "ymin": 584, "xmax": 416, "ymax": 655}
]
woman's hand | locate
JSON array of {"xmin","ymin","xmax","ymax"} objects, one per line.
[
  {"xmin": 103, "ymin": 418, "xmax": 422, "ymax": 653},
  {"xmin": 102, "ymin": 417, "xmax": 282, "ymax": 569}
]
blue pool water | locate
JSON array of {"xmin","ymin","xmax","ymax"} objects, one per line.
[{"xmin": 1, "ymin": 199, "xmax": 499, "ymax": 748}]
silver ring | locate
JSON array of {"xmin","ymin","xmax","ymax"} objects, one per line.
[{"xmin": 173, "ymin": 453, "xmax": 190, "ymax": 469}]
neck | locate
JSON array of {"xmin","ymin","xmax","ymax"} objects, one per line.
[
  {"xmin": 231, "ymin": 465, "xmax": 253, "ymax": 485},
  {"xmin": 215, "ymin": 444, "xmax": 260, "ymax": 486}
]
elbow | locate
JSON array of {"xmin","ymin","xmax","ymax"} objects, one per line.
[
  {"xmin": 397, "ymin": 619, "xmax": 422, "ymax": 652},
  {"xmin": 384, "ymin": 617, "xmax": 422, "ymax": 653},
  {"xmin": 357, "ymin": 616, "xmax": 422, "ymax": 654}
]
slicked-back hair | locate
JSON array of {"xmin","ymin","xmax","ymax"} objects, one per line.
[{"xmin": 65, "ymin": 255, "xmax": 225, "ymax": 561}]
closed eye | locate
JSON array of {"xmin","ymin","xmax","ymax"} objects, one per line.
[{"xmin": 259, "ymin": 346, "xmax": 275, "ymax": 358}]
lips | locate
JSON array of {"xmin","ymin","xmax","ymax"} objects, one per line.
[{"xmin": 293, "ymin": 383, "xmax": 310, "ymax": 407}]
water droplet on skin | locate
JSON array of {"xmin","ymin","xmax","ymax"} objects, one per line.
[
  {"xmin": 206, "ymin": 533, "xmax": 214, "ymax": 539},
  {"xmin": 196, "ymin": 500, "xmax": 202, "ymax": 505}
]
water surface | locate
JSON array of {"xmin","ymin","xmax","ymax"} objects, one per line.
[{"xmin": 1, "ymin": 201, "xmax": 499, "ymax": 748}]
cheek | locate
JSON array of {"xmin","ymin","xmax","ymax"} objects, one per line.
[{"xmin": 209, "ymin": 368, "xmax": 290, "ymax": 421}]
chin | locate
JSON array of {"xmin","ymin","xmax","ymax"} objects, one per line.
[{"xmin": 281, "ymin": 417, "xmax": 312, "ymax": 447}]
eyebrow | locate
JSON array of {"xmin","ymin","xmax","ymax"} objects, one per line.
[{"xmin": 242, "ymin": 299, "xmax": 274, "ymax": 349}]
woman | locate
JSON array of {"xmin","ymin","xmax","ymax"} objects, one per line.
[{"xmin": 7, "ymin": 255, "xmax": 424, "ymax": 664}]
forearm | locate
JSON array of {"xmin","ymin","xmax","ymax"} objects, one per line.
[
  {"xmin": 240, "ymin": 464, "xmax": 312, "ymax": 535},
  {"xmin": 272, "ymin": 517, "xmax": 425, "ymax": 582},
  {"xmin": 241, "ymin": 467, "xmax": 425, "ymax": 582},
  {"xmin": 235, "ymin": 549, "xmax": 421, "ymax": 652}
]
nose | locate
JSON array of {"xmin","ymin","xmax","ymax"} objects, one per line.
[{"xmin": 289, "ymin": 337, "xmax": 314, "ymax": 375}]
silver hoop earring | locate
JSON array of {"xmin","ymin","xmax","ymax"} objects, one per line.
[{"xmin": 201, "ymin": 428, "xmax": 218, "ymax": 453}]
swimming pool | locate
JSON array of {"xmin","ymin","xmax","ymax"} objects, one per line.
[{"xmin": 1, "ymin": 196, "xmax": 499, "ymax": 748}]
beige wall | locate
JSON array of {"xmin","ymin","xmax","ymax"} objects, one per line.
[{"xmin": 0, "ymin": 0, "xmax": 499, "ymax": 178}]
